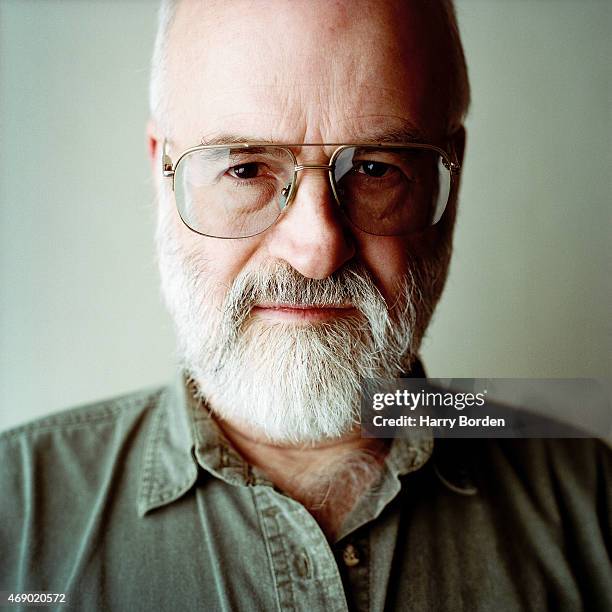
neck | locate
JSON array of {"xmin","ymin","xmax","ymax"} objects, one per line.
[{"xmin": 213, "ymin": 415, "xmax": 391, "ymax": 540}]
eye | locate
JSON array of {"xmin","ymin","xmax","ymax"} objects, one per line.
[
  {"xmin": 355, "ymin": 161, "xmax": 392, "ymax": 178},
  {"xmin": 228, "ymin": 163, "xmax": 263, "ymax": 179}
]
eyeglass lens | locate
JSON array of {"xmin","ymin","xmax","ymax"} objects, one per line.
[{"xmin": 174, "ymin": 146, "xmax": 451, "ymax": 238}]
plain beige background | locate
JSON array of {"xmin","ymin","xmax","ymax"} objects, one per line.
[{"xmin": 1, "ymin": 0, "xmax": 610, "ymax": 432}]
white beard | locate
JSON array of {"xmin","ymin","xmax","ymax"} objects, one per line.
[{"xmin": 156, "ymin": 208, "xmax": 448, "ymax": 445}]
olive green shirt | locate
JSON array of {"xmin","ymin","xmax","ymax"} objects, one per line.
[{"xmin": 1, "ymin": 374, "xmax": 611, "ymax": 611}]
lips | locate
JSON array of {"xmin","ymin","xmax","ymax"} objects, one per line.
[{"xmin": 251, "ymin": 303, "xmax": 357, "ymax": 322}]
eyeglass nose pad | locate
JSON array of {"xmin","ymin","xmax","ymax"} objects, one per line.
[{"xmin": 279, "ymin": 182, "xmax": 292, "ymax": 210}]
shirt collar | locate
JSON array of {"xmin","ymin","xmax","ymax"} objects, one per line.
[
  {"xmin": 137, "ymin": 372, "xmax": 199, "ymax": 516},
  {"xmin": 137, "ymin": 371, "xmax": 272, "ymax": 516},
  {"xmin": 137, "ymin": 362, "xmax": 477, "ymax": 517}
]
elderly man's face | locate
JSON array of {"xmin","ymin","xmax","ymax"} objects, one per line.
[{"xmin": 152, "ymin": 0, "xmax": 462, "ymax": 443}]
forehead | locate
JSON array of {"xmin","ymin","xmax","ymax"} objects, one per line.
[{"xmin": 164, "ymin": 0, "xmax": 451, "ymax": 145}]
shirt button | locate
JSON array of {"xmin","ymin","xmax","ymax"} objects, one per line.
[
  {"xmin": 294, "ymin": 554, "xmax": 311, "ymax": 579},
  {"xmin": 342, "ymin": 544, "xmax": 360, "ymax": 567}
]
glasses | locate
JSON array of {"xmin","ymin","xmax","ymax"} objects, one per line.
[{"xmin": 162, "ymin": 140, "xmax": 461, "ymax": 239}]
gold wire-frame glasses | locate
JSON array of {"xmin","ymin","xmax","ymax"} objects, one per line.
[{"xmin": 162, "ymin": 140, "xmax": 461, "ymax": 239}]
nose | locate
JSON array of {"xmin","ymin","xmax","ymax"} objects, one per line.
[{"xmin": 265, "ymin": 171, "xmax": 355, "ymax": 279}]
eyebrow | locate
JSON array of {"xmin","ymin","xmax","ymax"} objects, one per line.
[
  {"xmin": 200, "ymin": 123, "xmax": 426, "ymax": 147},
  {"xmin": 200, "ymin": 134, "xmax": 276, "ymax": 146},
  {"xmin": 358, "ymin": 123, "xmax": 426, "ymax": 144}
]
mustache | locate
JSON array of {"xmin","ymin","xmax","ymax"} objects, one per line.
[{"xmin": 221, "ymin": 261, "xmax": 389, "ymax": 329}]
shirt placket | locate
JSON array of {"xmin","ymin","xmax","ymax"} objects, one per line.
[
  {"xmin": 334, "ymin": 535, "xmax": 370, "ymax": 612},
  {"xmin": 253, "ymin": 487, "xmax": 349, "ymax": 612}
]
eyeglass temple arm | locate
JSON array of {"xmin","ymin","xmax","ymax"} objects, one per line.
[
  {"xmin": 445, "ymin": 130, "xmax": 462, "ymax": 175},
  {"xmin": 162, "ymin": 139, "xmax": 174, "ymax": 177}
]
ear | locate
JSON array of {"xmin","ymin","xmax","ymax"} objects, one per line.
[
  {"xmin": 439, "ymin": 125, "xmax": 466, "ymax": 231},
  {"xmin": 450, "ymin": 124, "xmax": 466, "ymax": 166},
  {"xmin": 146, "ymin": 118, "xmax": 160, "ymax": 175}
]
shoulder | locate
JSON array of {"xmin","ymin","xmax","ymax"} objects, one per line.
[
  {"xmin": 469, "ymin": 437, "xmax": 611, "ymax": 481},
  {"xmin": 480, "ymin": 437, "xmax": 611, "ymax": 472},
  {"xmin": 1, "ymin": 385, "xmax": 167, "ymax": 440},
  {"xmin": 470, "ymin": 438, "xmax": 611, "ymax": 524},
  {"xmin": 0, "ymin": 385, "xmax": 173, "ymax": 591},
  {"xmin": 0, "ymin": 385, "xmax": 169, "ymax": 485},
  {"xmin": 436, "ymin": 437, "xmax": 611, "ymax": 512},
  {"xmin": 435, "ymin": 436, "xmax": 611, "ymax": 494}
]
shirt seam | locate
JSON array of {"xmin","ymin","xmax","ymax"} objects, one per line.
[
  {"xmin": 138, "ymin": 399, "xmax": 165, "ymax": 512},
  {"xmin": 0, "ymin": 406, "xmax": 121, "ymax": 441},
  {"xmin": 251, "ymin": 488, "xmax": 293, "ymax": 612},
  {"xmin": 0, "ymin": 388, "xmax": 166, "ymax": 443}
]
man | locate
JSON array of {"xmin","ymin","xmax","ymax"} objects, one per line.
[{"xmin": 1, "ymin": 1, "xmax": 610, "ymax": 611}]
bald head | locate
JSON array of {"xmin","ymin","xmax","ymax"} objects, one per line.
[{"xmin": 150, "ymin": 0, "xmax": 469, "ymax": 137}]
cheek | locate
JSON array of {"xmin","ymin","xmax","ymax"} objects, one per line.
[
  {"xmin": 178, "ymin": 222, "xmax": 262, "ymax": 303},
  {"xmin": 354, "ymin": 234, "xmax": 411, "ymax": 304},
  {"xmin": 157, "ymin": 183, "xmax": 260, "ymax": 306},
  {"xmin": 354, "ymin": 227, "xmax": 448, "ymax": 304}
]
